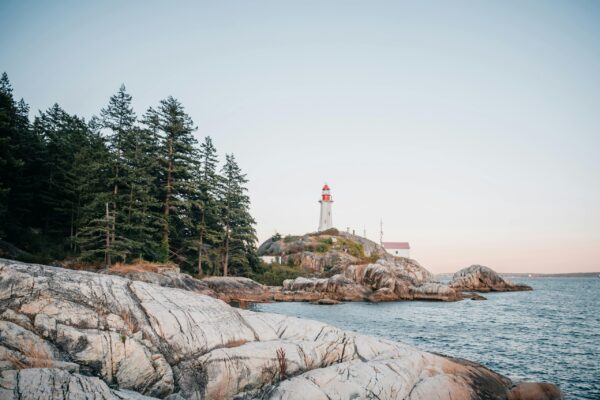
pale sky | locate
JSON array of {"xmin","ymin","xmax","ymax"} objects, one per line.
[{"xmin": 1, "ymin": 1, "xmax": 599, "ymax": 273}]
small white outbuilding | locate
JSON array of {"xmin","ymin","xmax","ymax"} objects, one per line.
[{"xmin": 382, "ymin": 242, "xmax": 410, "ymax": 258}]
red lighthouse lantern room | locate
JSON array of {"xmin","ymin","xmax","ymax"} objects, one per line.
[{"xmin": 321, "ymin": 184, "xmax": 332, "ymax": 202}]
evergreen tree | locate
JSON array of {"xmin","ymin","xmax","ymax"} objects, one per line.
[
  {"xmin": 121, "ymin": 126, "xmax": 162, "ymax": 260},
  {"xmin": 74, "ymin": 124, "xmax": 114, "ymax": 264},
  {"xmin": 155, "ymin": 97, "xmax": 198, "ymax": 264},
  {"xmin": 219, "ymin": 154, "xmax": 257, "ymax": 276},
  {"xmin": 99, "ymin": 85, "xmax": 137, "ymax": 262},
  {"xmin": 193, "ymin": 136, "xmax": 223, "ymax": 275},
  {"xmin": 0, "ymin": 73, "xmax": 24, "ymax": 238},
  {"xmin": 33, "ymin": 104, "xmax": 91, "ymax": 255},
  {"xmin": 0, "ymin": 77, "xmax": 260, "ymax": 276},
  {"xmin": 7, "ymin": 98, "xmax": 47, "ymax": 241}
]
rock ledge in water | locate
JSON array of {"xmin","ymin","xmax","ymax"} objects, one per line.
[{"xmin": 450, "ymin": 265, "xmax": 532, "ymax": 292}]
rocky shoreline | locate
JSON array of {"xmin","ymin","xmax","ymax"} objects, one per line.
[{"xmin": 0, "ymin": 258, "xmax": 561, "ymax": 399}]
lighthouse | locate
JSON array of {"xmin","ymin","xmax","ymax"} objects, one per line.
[{"xmin": 318, "ymin": 184, "xmax": 333, "ymax": 231}]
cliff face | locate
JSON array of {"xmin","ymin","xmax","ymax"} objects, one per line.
[
  {"xmin": 0, "ymin": 258, "xmax": 560, "ymax": 400},
  {"xmin": 451, "ymin": 265, "xmax": 533, "ymax": 292}
]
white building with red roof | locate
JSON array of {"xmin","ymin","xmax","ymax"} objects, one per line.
[{"xmin": 382, "ymin": 242, "xmax": 410, "ymax": 258}]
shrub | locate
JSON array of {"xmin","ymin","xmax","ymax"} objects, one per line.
[
  {"xmin": 253, "ymin": 263, "xmax": 304, "ymax": 286},
  {"xmin": 334, "ymin": 238, "xmax": 364, "ymax": 258},
  {"xmin": 315, "ymin": 243, "xmax": 331, "ymax": 253},
  {"xmin": 321, "ymin": 237, "xmax": 333, "ymax": 245}
]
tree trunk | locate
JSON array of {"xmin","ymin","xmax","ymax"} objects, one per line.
[
  {"xmin": 222, "ymin": 225, "xmax": 230, "ymax": 277},
  {"xmin": 162, "ymin": 137, "xmax": 173, "ymax": 261},
  {"xmin": 70, "ymin": 208, "xmax": 74, "ymax": 252},
  {"xmin": 112, "ymin": 153, "xmax": 119, "ymax": 246},
  {"xmin": 197, "ymin": 211, "xmax": 204, "ymax": 276},
  {"xmin": 105, "ymin": 202, "xmax": 111, "ymax": 267}
]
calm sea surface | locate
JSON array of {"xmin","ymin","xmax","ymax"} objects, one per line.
[{"xmin": 251, "ymin": 278, "xmax": 600, "ymax": 399}]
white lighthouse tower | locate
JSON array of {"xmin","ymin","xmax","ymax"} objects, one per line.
[{"xmin": 318, "ymin": 184, "xmax": 333, "ymax": 231}]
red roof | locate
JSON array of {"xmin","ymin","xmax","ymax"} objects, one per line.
[
  {"xmin": 382, "ymin": 242, "xmax": 410, "ymax": 250},
  {"xmin": 322, "ymin": 184, "xmax": 330, "ymax": 190}
]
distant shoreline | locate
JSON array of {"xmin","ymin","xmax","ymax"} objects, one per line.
[{"xmin": 436, "ymin": 272, "xmax": 600, "ymax": 279}]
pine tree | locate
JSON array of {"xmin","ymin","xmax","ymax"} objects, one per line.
[
  {"xmin": 99, "ymin": 85, "xmax": 137, "ymax": 263},
  {"xmin": 8, "ymin": 98, "xmax": 47, "ymax": 241},
  {"xmin": 219, "ymin": 154, "xmax": 257, "ymax": 276},
  {"xmin": 193, "ymin": 136, "xmax": 223, "ymax": 275},
  {"xmin": 75, "ymin": 125, "xmax": 114, "ymax": 264},
  {"xmin": 33, "ymin": 104, "xmax": 91, "ymax": 255},
  {"xmin": 0, "ymin": 73, "xmax": 24, "ymax": 238},
  {"xmin": 1, "ymin": 78, "xmax": 260, "ymax": 274},
  {"xmin": 155, "ymin": 97, "xmax": 198, "ymax": 263},
  {"xmin": 121, "ymin": 126, "xmax": 162, "ymax": 260}
]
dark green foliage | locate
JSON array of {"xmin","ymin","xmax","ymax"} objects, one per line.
[
  {"xmin": 252, "ymin": 262, "xmax": 304, "ymax": 286},
  {"xmin": 0, "ymin": 73, "xmax": 25, "ymax": 238},
  {"xmin": 219, "ymin": 154, "xmax": 258, "ymax": 277},
  {"xmin": 0, "ymin": 73, "xmax": 259, "ymax": 275},
  {"xmin": 192, "ymin": 136, "xmax": 223, "ymax": 275},
  {"xmin": 154, "ymin": 97, "xmax": 198, "ymax": 264}
]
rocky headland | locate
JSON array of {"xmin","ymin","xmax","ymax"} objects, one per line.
[
  {"xmin": 258, "ymin": 230, "xmax": 463, "ymax": 302},
  {"xmin": 450, "ymin": 265, "xmax": 533, "ymax": 292},
  {"xmin": 0, "ymin": 258, "xmax": 561, "ymax": 399}
]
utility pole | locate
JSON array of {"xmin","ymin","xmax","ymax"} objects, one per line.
[{"xmin": 379, "ymin": 219, "xmax": 383, "ymax": 246}]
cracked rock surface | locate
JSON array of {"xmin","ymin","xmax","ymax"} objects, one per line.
[{"xmin": 0, "ymin": 258, "xmax": 559, "ymax": 399}]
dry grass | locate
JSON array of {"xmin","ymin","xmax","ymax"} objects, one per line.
[
  {"xmin": 119, "ymin": 310, "xmax": 139, "ymax": 333},
  {"xmin": 276, "ymin": 348, "xmax": 287, "ymax": 380},
  {"xmin": 4, "ymin": 353, "xmax": 29, "ymax": 369},
  {"xmin": 109, "ymin": 259, "xmax": 177, "ymax": 274},
  {"xmin": 223, "ymin": 338, "xmax": 248, "ymax": 348},
  {"xmin": 95, "ymin": 304, "xmax": 110, "ymax": 318},
  {"xmin": 3, "ymin": 346, "xmax": 54, "ymax": 369}
]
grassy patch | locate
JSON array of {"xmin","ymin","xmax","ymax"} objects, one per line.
[
  {"xmin": 253, "ymin": 263, "xmax": 304, "ymax": 286},
  {"xmin": 333, "ymin": 238, "xmax": 365, "ymax": 258},
  {"xmin": 109, "ymin": 259, "xmax": 177, "ymax": 274}
]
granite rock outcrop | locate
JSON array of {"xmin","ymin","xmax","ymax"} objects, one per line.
[
  {"xmin": 0, "ymin": 258, "xmax": 559, "ymax": 400},
  {"xmin": 450, "ymin": 265, "xmax": 533, "ymax": 292}
]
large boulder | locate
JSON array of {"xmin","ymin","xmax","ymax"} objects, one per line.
[
  {"xmin": 0, "ymin": 258, "xmax": 560, "ymax": 399},
  {"xmin": 450, "ymin": 265, "xmax": 532, "ymax": 292}
]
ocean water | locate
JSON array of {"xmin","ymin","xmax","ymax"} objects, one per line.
[{"xmin": 251, "ymin": 278, "xmax": 600, "ymax": 399}]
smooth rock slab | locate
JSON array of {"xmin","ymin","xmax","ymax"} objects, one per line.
[{"xmin": 0, "ymin": 258, "xmax": 561, "ymax": 400}]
